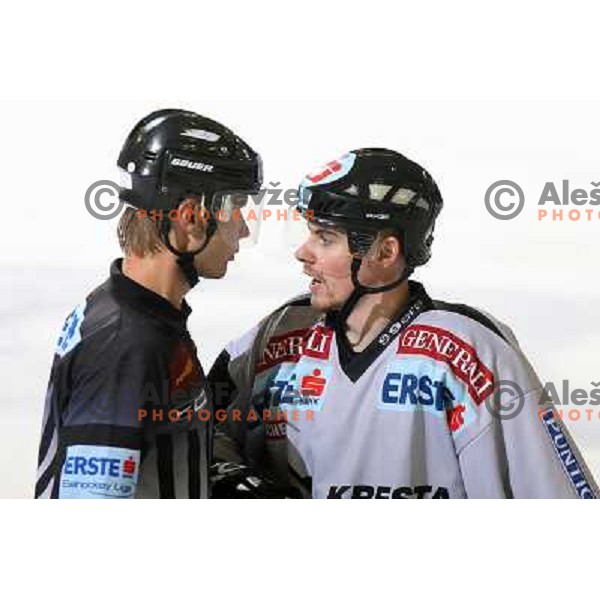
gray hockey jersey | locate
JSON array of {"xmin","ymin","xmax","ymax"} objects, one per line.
[{"xmin": 209, "ymin": 281, "xmax": 598, "ymax": 499}]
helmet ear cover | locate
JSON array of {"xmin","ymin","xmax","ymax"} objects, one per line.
[{"xmin": 346, "ymin": 229, "xmax": 404, "ymax": 259}]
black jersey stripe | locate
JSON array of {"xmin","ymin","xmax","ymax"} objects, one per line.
[
  {"xmin": 156, "ymin": 434, "xmax": 175, "ymax": 498},
  {"xmin": 432, "ymin": 300, "xmax": 508, "ymax": 343},
  {"xmin": 36, "ymin": 477, "xmax": 55, "ymax": 499},
  {"xmin": 36, "ymin": 427, "xmax": 57, "ymax": 490},
  {"xmin": 203, "ymin": 423, "xmax": 210, "ymax": 498},
  {"xmin": 37, "ymin": 414, "xmax": 56, "ymax": 466},
  {"xmin": 208, "ymin": 350, "xmax": 236, "ymax": 409},
  {"xmin": 187, "ymin": 430, "xmax": 200, "ymax": 498},
  {"xmin": 35, "ymin": 456, "xmax": 58, "ymax": 498},
  {"xmin": 60, "ymin": 424, "xmax": 144, "ymax": 449}
]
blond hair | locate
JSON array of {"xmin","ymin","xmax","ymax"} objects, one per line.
[{"xmin": 117, "ymin": 207, "xmax": 164, "ymax": 257}]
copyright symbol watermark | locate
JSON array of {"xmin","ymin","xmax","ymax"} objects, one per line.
[
  {"xmin": 484, "ymin": 379, "xmax": 525, "ymax": 421},
  {"xmin": 84, "ymin": 180, "xmax": 124, "ymax": 220},
  {"xmin": 484, "ymin": 180, "xmax": 525, "ymax": 220}
]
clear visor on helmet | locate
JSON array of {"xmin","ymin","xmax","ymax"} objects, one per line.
[
  {"xmin": 284, "ymin": 184, "xmax": 312, "ymax": 250},
  {"xmin": 285, "ymin": 206, "xmax": 313, "ymax": 250},
  {"xmin": 211, "ymin": 190, "xmax": 264, "ymax": 247}
]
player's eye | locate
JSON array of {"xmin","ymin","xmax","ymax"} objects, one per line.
[
  {"xmin": 230, "ymin": 193, "xmax": 249, "ymax": 209},
  {"xmin": 318, "ymin": 233, "xmax": 334, "ymax": 246}
]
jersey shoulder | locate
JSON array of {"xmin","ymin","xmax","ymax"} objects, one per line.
[
  {"xmin": 56, "ymin": 281, "xmax": 175, "ymax": 427},
  {"xmin": 425, "ymin": 298, "xmax": 520, "ymax": 350},
  {"xmin": 53, "ymin": 279, "xmax": 120, "ymax": 362},
  {"xmin": 410, "ymin": 296, "xmax": 541, "ymax": 393},
  {"xmin": 225, "ymin": 293, "xmax": 320, "ymax": 361},
  {"xmin": 54, "ymin": 277, "xmax": 171, "ymax": 368}
]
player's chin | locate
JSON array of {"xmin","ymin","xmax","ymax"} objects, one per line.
[
  {"xmin": 198, "ymin": 263, "xmax": 228, "ymax": 280},
  {"xmin": 309, "ymin": 292, "xmax": 337, "ymax": 312}
]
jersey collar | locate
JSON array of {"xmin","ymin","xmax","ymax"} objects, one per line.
[
  {"xmin": 109, "ymin": 259, "xmax": 192, "ymax": 331},
  {"xmin": 327, "ymin": 280, "xmax": 433, "ymax": 383}
]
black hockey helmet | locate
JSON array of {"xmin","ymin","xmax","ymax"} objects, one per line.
[
  {"xmin": 297, "ymin": 148, "xmax": 442, "ymax": 267},
  {"xmin": 116, "ymin": 109, "xmax": 262, "ymax": 288},
  {"xmin": 117, "ymin": 109, "xmax": 263, "ymax": 212},
  {"xmin": 296, "ymin": 148, "xmax": 443, "ymax": 320}
]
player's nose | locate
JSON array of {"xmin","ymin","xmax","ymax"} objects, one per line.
[
  {"xmin": 294, "ymin": 238, "xmax": 314, "ymax": 264},
  {"xmin": 238, "ymin": 215, "xmax": 250, "ymax": 240}
]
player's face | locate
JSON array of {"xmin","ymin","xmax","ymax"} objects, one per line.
[
  {"xmin": 195, "ymin": 215, "xmax": 250, "ymax": 279},
  {"xmin": 294, "ymin": 222, "xmax": 355, "ymax": 311}
]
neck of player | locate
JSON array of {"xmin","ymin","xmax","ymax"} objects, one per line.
[
  {"xmin": 122, "ymin": 252, "xmax": 189, "ymax": 310},
  {"xmin": 344, "ymin": 280, "xmax": 410, "ymax": 352}
]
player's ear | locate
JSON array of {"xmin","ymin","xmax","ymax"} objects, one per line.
[
  {"xmin": 168, "ymin": 196, "xmax": 209, "ymax": 253},
  {"xmin": 375, "ymin": 234, "xmax": 401, "ymax": 267},
  {"xmin": 175, "ymin": 196, "xmax": 207, "ymax": 237}
]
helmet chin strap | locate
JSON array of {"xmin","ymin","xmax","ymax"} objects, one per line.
[
  {"xmin": 160, "ymin": 216, "xmax": 218, "ymax": 289},
  {"xmin": 336, "ymin": 257, "xmax": 414, "ymax": 324}
]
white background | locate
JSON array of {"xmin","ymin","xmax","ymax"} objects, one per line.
[{"xmin": 1, "ymin": 0, "xmax": 599, "ymax": 598}]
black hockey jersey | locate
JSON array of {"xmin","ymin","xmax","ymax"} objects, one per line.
[{"xmin": 35, "ymin": 260, "xmax": 211, "ymax": 499}]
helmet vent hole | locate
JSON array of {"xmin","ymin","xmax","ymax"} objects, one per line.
[
  {"xmin": 390, "ymin": 188, "xmax": 417, "ymax": 206},
  {"xmin": 369, "ymin": 184, "xmax": 392, "ymax": 201}
]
